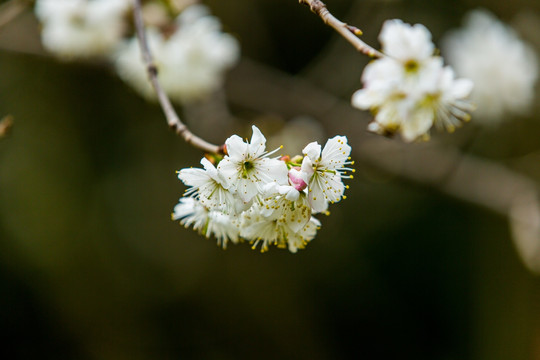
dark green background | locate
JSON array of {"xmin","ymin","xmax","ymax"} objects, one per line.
[{"xmin": 0, "ymin": 0, "xmax": 539, "ymax": 359}]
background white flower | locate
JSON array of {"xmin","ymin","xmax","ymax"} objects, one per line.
[
  {"xmin": 114, "ymin": 4, "xmax": 239, "ymax": 103},
  {"xmin": 352, "ymin": 19, "xmax": 473, "ymax": 141},
  {"xmin": 35, "ymin": 0, "xmax": 130, "ymax": 59},
  {"xmin": 441, "ymin": 9, "xmax": 539, "ymax": 124},
  {"xmin": 379, "ymin": 19, "xmax": 434, "ymax": 63},
  {"xmin": 218, "ymin": 125, "xmax": 288, "ymax": 203}
]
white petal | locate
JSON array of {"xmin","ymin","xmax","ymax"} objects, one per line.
[
  {"xmin": 308, "ymin": 191, "xmax": 328, "ymax": 213},
  {"xmin": 301, "ymin": 156, "xmax": 315, "ymax": 180},
  {"xmin": 262, "ymin": 181, "xmax": 280, "ymax": 195},
  {"xmin": 224, "ymin": 134, "xmax": 248, "ymax": 160},
  {"xmin": 235, "ymin": 178, "xmax": 259, "ymax": 202},
  {"xmin": 248, "ymin": 125, "xmax": 267, "ymax": 158},
  {"xmin": 216, "ymin": 158, "xmax": 239, "ymax": 191},
  {"xmin": 401, "ymin": 106, "xmax": 433, "ymax": 142},
  {"xmin": 351, "ymin": 89, "xmax": 377, "ymax": 110},
  {"xmin": 308, "ymin": 172, "xmax": 345, "ymax": 213},
  {"xmin": 450, "ymin": 78, "xmax": 474, "ymax": 99},
  {"xmin": 321, "ymin": 136, "xmax": 351, "ymax": 169},
  {"xmin": 380, "ymin": 19, "xmax": 434, "ymax": 61},
  {"xmin": 177, "ymin": 167, "xmax": 208, "ymax": 187},
  {"xmin": 279, "ymin": 186, "xmax": 300, "ymax": 201},
  {"xmin": 200, "ymin": 157, "xmax": 218, "ymax": 176},
  {"xmin": 302, "ymin": 141, "xmax": 321, "ymax": 161},
  {"xmin": 254, "ymin": 158, "xmax": 288, "ymax": 185}
]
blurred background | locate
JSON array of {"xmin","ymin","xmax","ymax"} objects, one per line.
[{"xmin": 1, "ymin": 0, "xmax": 540, "ymax": 359}]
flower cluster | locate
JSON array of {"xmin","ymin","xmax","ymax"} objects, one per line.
[
  {"xmin": 352, "ymin": 19, "xmax": 474, "ymax": 142},
  {"xmin": 441, "ymin": 9, "xmax": 538, "ymax": 125},
  {"xmin": 34, "ymin": 0, "xmax": 131, "ymax": 59},
  {"xmin": 34, "ymin": 1, "xmax": 239, "ymax": 104},
  {"xmin": 114, "ymin": 4, "xmax": 239, "ymax": 103},
  {"xmin": 172, "ymin": 126, "xmax": 354, "ymax": 253}
]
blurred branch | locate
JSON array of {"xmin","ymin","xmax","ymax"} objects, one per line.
[
  {"xmin": 510, "ymin": 190, "xmax": 540, "ymax": 274},
  {"xmin": 132, "ymin": 0, "xmax": 223, "ymax": 154},
  {"xmin": 0, "ymin": 0, "xmax": 32, "ymax": 30},
  {"xmin": 298, "ymin": 0, "xmax": 384, "ymax": 58},
  {"xmin": 227, "ymin": 59, "xmax": 540, "ymax": 220},
  {"xmin": 0, "ymin": 115, "xmax": 13, "ymax": 138}
]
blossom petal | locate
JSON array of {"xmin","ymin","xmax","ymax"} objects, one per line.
[
  {"xmin": 248, "ymin": 125, "xmax": 267, "ymax": 158},
  {"xmin": 321, "ymin": 136, "xmax": 351, "ymax": 170},
  {"xmin": 302, "ymin": 141, "xmax": 321, "ymax": 161},
  {"xmin": 225, "ymin": 134, "xmax": 248, "ymax": 160},
  {"xmin": 177, "ymin": 167, "xmax": 208, "ymax": 188}
]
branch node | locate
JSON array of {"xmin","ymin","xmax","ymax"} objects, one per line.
[{"xmin": 147, "ymin": 63, "xmax": 158, "ymax": 77}]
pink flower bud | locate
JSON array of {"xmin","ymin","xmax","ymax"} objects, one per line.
[{"xmin": 288, "ymin": 167, "xmax": 307, "ymax": 192}]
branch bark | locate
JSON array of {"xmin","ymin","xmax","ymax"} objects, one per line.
[
  {"xmin": 0, "ymin": 115, "xmax": 13, "ymax": 138},
  {"xmin": 132, "ymin": 0, "xmax": 222, "ymax": 154},
  {"xmin": 0, "ymin": 0, "xmax": 31, "ymax": 30},
  {"xmin": 298, "ymin": 0, "xmax": 384, "ymax": 58}
]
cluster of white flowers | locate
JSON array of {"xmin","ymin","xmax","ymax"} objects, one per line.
[
  {"xmin": 114, "ymin": 4, "xmax": 240, "ymax": 103},
  {"xmin": 34, "ymin": 0, "xmax": 131, "ymax": 59},
  {"xmin": 34, "ymin": 1, "xmax": 239, "ymax": 103},
  {"xmin": 352, "ymin": 19, "xmax": 474, "ymax": 142},
  {"xmin": 172, "ymin": 126, "xmax": 354, "ymax": 253},
  {"xmin": 441, "ymin": 9, "xmax": 538, "ymax": 125}
]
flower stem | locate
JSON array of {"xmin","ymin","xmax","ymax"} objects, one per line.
[
  {"xmin": 132, "ymin": 0, "xmax": 223, "ymax": 155},
  {"xmin": 298, "ymin": 0, "xmax": 384, "ymax": 58}
]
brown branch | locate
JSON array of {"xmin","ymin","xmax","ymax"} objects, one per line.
[
  {"xmin": 298, "ymin": 0, "xmax": 384, "ymax": 58},
  {"xmin": 0, "ymin": 0, "xmax": 32, "ymax": 30},
  {"xmin": 132, "ymin": 0, "xmax": 222, "ymax": 154},
  {"xmin": 0, "ymin": 115, "xmax": 13, "ymax": 138}
]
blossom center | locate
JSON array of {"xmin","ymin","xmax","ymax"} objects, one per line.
[
  {"xmin": 242, "ymin": 160, "xmax": 254, "ymax": 179},
  {"xmin": 69, "ymin": 13, "xmax": 87, "ymax": 27},
  {"xmin": 404, "ymin": 59, "xmax": 419, "ymax": 73}
]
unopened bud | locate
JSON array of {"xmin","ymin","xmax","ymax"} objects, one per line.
[{"xmin": 288, "ymin": 167, "xmax": 307, "ymax": 192}]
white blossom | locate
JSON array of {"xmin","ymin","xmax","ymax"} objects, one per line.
[
  {"xmin": 238, "ymin": 203, "xmax": 281, "ymax": 252},
  {"xmin": 441, "ymin": 9, "xmax": 538, "ymax": 124},
  {"xmin": 259, "ymin": 182, "xmax": 312, "ymax": 233},
  {"xmin": 177, "ymin": 157, "xmax": 242, "ymax": 214},
  {"xmin": 218, "ymin": 126, "xmax": 288, "ymax": 203},
  {"xmin": 302, "ymin": 136, "xmax": 353, "ymax": 213},
  {"xmin": 379, "ymin": 19, "xmax": 435, "ymax": 64},
  {"xmin": 172, "ymin": 197, "xmax": 240, "ymax": 249},
  {"xmin": 172, "ymin": 197, "xmax": 208, "ymax": 232},
  {"xmin": 351, "ymin": 19, "xmax": 474, "ymax": 141},
  {"xmin": 428, "ymin": 66, "xmax": 475, "ymax": 133},
  {"xmin": 173, "ymin": 127, "xmax": 352, "ymax": 253},
  {"xmin": 239, "ymin": 200, "xmax": 316, "ymax": 253},
  {"xmin": 35, "ymin": 0, "xmax": 130, "ymax": 59},
  {"xmin": 114, "ymin": 4, "xmax": 239, "ymax": 103},
  {"xmin": 287, "ymin": 217, "xmax": 321, "ymax": 253}
]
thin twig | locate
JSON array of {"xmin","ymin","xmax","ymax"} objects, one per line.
[
  {"xmin": 0, "ymin": 115, "xmax": 14, "ymax": 138},
  {"xmin": 0, "ymin": 0, "xmax": 32, "ymax": 30},
  {"xmin": 132, "ymin": 0, "xmax": 222, "ymax": 154},
  {"xmin": 298, "ymin": 0, "xmax": 384, "ymax": 58}
]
